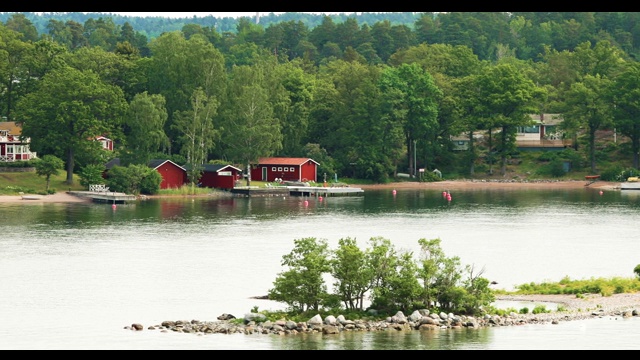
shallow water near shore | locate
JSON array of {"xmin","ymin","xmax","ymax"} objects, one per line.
[{"xmin": 0, "ymin": 186, "xmax": 639, "ymax": 349}]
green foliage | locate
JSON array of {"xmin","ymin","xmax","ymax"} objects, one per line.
[
  {"xmin": 513, "ymin": 276, "xmax": 640, "ymax": 295},
  {"xmin": 15, "ymin": 64, "xmax": 127, "ymax": 184},
  {"xmin": 0, "ymin": 160, "xmax": 38, "ymax": 168},
  {"xmin": 149, "ymin": 153, "xmax": 187, "ymax": 167},
  {"xmin": 270, "ymin": 236, "xmax": 494, "ymax": 317},
  {"xmin": 139, "ymin": 169, "xmax": 162, "ymax": 195},
  {"xmin": 548, "ymin": 159, "xmax": 567, "ymax": 177},
  {"xmin": 105, "ymin": 164, "xmax": 161, "ymax": 195},
  {"xmin": 634, "ymin": 265, "xmax": 640, "ymax": 279},
  {"xmin": 268, "ymin": 237, "xmax": 332, "ymax": 312},
  {"xmin": 34, "ymin": 155, "xmax": 65, "ymax": 192},
  {"xmin": 531, "ymin": 305, "xmax": 550, "ymax": 314},
  {"xmin": 79, "ymin": 164, "xmax": 107, "ymax": 189},
  {"xmin": 156, "ymin": 185, "xmax": 216, "ymax": 196},
  {"xmin": 331, "ymin": 237, "xmax": 372, "ymax": 311}
]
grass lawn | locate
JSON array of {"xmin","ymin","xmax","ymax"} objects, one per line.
[{"xmin": 0, "ymin": 171, "xmax": 85, "ymax": 195}]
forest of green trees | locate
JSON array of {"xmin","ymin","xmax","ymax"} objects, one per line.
[{"xmin": 2, "ymin": 12, "xmax": 640, "ymax": 185}]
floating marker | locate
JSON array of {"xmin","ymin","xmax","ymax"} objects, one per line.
[
  {"xmin": 319, "ymin": 196, "xmax": 323, "ymax": 201},
  {"xmin": 442, "ymin": 191, "xmax": 447, "ymax": 197},
  {"xmin": 392, "ymin": 189, "xmax": 397, "ymax": 195},
  {"xmin": 599, "ymin": 190, "xmax": 604, "ymax": 195},
  {"xmin": 304, "ymin": 200, "xmax": 309, "ymax": 206},
  {"xmin": 447, "ymin": 194, "xmax": 452, "ymax": 202},
  {"xmin": 112, "ymin": 204, "xmax": 117, "ymax": 210}
]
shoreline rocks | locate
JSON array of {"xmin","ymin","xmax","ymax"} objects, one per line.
[{"xmin": 125, "ymin": 293, "xmax": 640, "ymax": 336}]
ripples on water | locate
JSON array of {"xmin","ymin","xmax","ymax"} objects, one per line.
[{"xmin": 1, "ymin": 188, "xmax": 639, "ymax": 349}]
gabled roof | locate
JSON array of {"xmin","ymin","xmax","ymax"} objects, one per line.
[
  {"xmin": 105, "ymin": 158, "xmax": 121, "ymax": 169},
  {"xmin": 258, "ymin": 157, "xmax": 319, "ymax": 166},
  {"xmin": 0, "ymin": 121, "xmax": 23, "ymax": 135},
  {"xmin": 183, "ymin": 164, "xmax": 242, "ymax": 173},
  {"xmin": 148, "ymin": 159, "xmax": 186, "ymax": 171}
]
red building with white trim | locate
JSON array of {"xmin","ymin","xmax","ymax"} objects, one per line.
[
  {"xmin": 0, "ymin": 121, "xmax": 36, "ymax": 162},
  {"xmin": 251, "ymin": 157, "xmax": 319, "ymax": 183},
  {"xmin": 148, "ymin": 159, "xmax": 188, "ymax": 189},
  {"xmin": 183, "ymin": 164, "xmax": 242, "ymax": 189}
]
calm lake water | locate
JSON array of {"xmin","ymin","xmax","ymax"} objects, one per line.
[{"xmin": 1, "ymin": 186, "xmax": 639, "ymax": 350}]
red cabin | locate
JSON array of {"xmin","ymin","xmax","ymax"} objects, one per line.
[
  {"xmin": 251, "ymin": 157, "xmax": 319, "ymax": 183},
  {"xmin": 148, "ymin": 159, "xmax": 188, "ymax": 189},
  {"xmin": 184, "ymin": 164, "xmax": 242, "ymax": 189}
]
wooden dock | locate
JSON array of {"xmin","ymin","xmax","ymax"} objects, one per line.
[
  {"xmin": 286, "ymin": 186, "xmax": 364, "ymax": 197},
  {"xmin": 68, "ymin": 191, "xmax": 137, "ymax": 204},
  {"xmin": 231, "ymin": 185, "xmax": 364, "ymax": 197}
]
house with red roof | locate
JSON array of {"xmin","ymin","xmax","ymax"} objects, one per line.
[{"xmin": 251, "ymin": 157, "xmax": 319, "ymax": 183}]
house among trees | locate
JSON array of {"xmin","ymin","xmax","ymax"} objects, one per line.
[
  {"xmin": 251, "ymin": 157, "xmax": 319, "ymax": 183},
  {"xmin": 183, "ymin": 163, "xmax": 242, "ymax": 189},
  {"xmin": 451, "ymin": 114, "xmax": 572, "ymax": 152},
  {"xmin": 94, "ymin": 135, "xmax": 114, "ymax": 151},
  {"xmin": 516, "ymin": 114, "xmax": 572, "ymax": 151},
  {"xmin": 0, "ymin": 121, "xmax": 36, "ymax": 162},
  {"xmin": 148, "ymin": 159, "xmax": 188, "ymax": 189}
]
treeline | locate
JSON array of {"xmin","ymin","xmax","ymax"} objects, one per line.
[{"xmin": 1, "ymin": 12, "xmax": 640, "ymax": 186}]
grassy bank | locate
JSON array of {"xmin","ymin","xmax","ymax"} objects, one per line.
[{"xmin": 0, "ymin": 171, "xmax": 85, "ymax": 195}]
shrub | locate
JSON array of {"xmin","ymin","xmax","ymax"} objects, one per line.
[
  {"xmin": 79, "ymin": 164, "xmax": 107, "ymax": 189},
  {"xmin": 532, "ymin": 305, "xmax": 549, "ymax": 314},
  {"xmin": 548, "ymin": 160, "xmax": 567, "ymax": 177}
]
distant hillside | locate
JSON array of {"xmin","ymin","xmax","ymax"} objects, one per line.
[{"xmin": 0, "ymin": 12, "xmax": 424, "ymax": 40}]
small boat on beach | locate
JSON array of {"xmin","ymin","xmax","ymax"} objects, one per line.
[
  {"xmin": 621, "ymin": 177, "xmax": 640, "ymax": 190},
  {"xmin": 21, "ymin": 195, "xmax": 43, "ymax": 200}
]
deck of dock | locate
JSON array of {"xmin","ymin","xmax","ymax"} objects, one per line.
[
  {"xmin": 68, "ymin": 191, "xmax": 137, "ymax": 204},
  {"xmin": 231, "ymin": 185, "xmax": 364, "ymax": 197}
]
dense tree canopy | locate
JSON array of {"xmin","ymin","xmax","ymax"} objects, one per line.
[{"xmin": 2, "ymin": 12, "xmax": 640, "ymax": 185}]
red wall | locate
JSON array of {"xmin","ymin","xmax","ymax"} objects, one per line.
[
  {"xmin": 157, "ymin": 162, "xmax": 187, "ymax": 189},
  {"xmin": 199, "ymin": 169, "xmax": 238, "ymax": 189},
  {"xmin": 251, "ymin": 160, "xmax": 317, "ymax": 182},
  {"xmin": 301, "ymin": 162, "xmax": 317, "ymax": 182}
]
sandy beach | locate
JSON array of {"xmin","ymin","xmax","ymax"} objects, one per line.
[
  {"xmin": 0, "ymin": 192, "xmax": 92, "ymax": 204},
  {"xmin": 357, "ymin": 179, "xmax": 619, "ymax": 191}
]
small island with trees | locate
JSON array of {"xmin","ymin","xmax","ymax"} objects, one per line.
[{"xmin": 124, "ymin": 236, "xmax": 640, "ymax": 335}]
